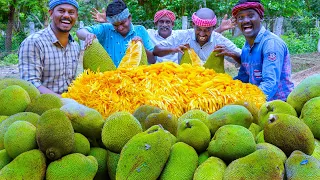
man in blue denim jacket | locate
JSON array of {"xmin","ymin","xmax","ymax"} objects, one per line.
[{"xmin": 231, "ymin": 0, "xmax": 294, "ymax": 101}]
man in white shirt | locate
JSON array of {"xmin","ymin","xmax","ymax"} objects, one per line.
[{"xmin": 153, "ymin": 8, "xmax": 241, "ymax": 65}]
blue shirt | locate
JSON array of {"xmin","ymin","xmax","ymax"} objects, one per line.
[
  {"xmin": 85, "ymin": 23, "xmax": 154, "ymax": 67},
  {"xmin": 234, "ymin": 26, "xmax": 294, "ymax": 101}
]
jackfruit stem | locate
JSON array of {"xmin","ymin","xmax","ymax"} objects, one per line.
[
  {"xmin": 186, "ymin": 121, "xmax": 191, "ymax": 128},
  {"xmin": 268, "ymin": 114, "xmax": 278, "ymax": 123},
  {"xmin": 266, "ymin": 104, "xmax": 274, "ymax": 112}
]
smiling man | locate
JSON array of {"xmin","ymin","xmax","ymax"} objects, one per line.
[
  {"xmin": 153, "ymin": 8, "xmax": 241, "ymax": 65},
  {"xmin": 231, "ymin": 0, "xmax": 294, "ymax": 101},
  {"xmin": 18, "ymin": 0, "xmax": 80, "ymax": 97},
  {"xmin": 77, "ymin": 0, "xmax": 155, "ymax": 66}
]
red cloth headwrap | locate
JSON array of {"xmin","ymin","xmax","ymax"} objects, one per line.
[
  {"xmin": 191, "ymin": 13, "xmax": 217, "ymax": 27},
  {"xmin": 232, "ymin": 2, "xmax": 264, "ymax": 18},
  {"xmin": 154, "ymin": 9, "xmax": 176, "ymax": 23}
]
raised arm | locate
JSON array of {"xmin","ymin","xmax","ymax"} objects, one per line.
[{"xmin": 76, "ymin": 28, "xmax": 96, "ymax": 49}]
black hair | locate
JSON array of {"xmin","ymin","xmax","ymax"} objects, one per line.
[
  {"xmin": 106, "ymin": 0, "xmax": 127, "ymax": 17},
  {"xmin": 235, "ymin": 0, "xmax": 261, "ymax": 6}
]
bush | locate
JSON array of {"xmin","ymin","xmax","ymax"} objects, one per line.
[
  {"xmin": 1, "ymin": 53, "xmax": 19, "ymax": 65},
  {"xmin": 281, "ymin": 31, "xmax": 319, "ymax": 54}
]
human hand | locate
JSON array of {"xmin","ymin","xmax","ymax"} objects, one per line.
[
  {"xmin": 84, "ymin": 33, "xmax": 97, "ymax": 49},
  {"xmin": 219, "ymin": 14, "xmax": 236, "ymax": 32},
  {"xmin": 214, "ymin": 45, "xmax": 241, "ymax": 63},
  {"xmin": 90, "ymin": 8, "xmax": 107, "ymax": 23},
  {"xmin": 132, "ymin": 36, "xmax": 142, "ymax": 43},
  {"xmin": 173, "ymin": 44, "xmax": 189, "ymax": 54}
]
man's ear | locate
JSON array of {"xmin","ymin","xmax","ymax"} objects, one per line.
[
  {"xmin": 128, "ymin": 15, "xmax": 132, "ymax": 21},
  {"xmin": 49, "ymin": 9, "xmax": 53, "ymax": 19},
  {"xmin": 192, "ymin": 22, "xmax": 195, "ymax": 28}
]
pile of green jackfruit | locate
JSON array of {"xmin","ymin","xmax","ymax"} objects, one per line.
[{"xmin": 0, "ymin": 75, "xmax": 320, "ymax": 179}]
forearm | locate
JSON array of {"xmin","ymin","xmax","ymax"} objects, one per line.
[
  {"xmin": 146, "ymin": 50, "xmax": 156, "ymax": 64},
  {"xmin": 76, "ymin": 28, "xmax": 91, "ymax": 40},
  {"xmin": 153, "ymin": 45, "xmax": 176, "ymax": 57},
  {"xmin": 37, "ymin": 85, "xmax": 61, "ymax": 98}
]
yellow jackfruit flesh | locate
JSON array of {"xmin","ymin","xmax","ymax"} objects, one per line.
[
  {"xmin": 83, "ymin": 39, "xmax": 116, "ymax": 72},
  {"xmin": 180, "ymin": 48, "xmax": 202, "ymax": 66},
  {"xmin": 118, "ymin": 40, "xmax": 148, "ymax": 68}
]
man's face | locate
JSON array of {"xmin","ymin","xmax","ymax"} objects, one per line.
[
  {"xmin": 193, "ymin": 24, "xmax": 214, "ymax": 46},
  {"xmin": 112, "ymin": 15, "xmax": 132, "ymax": 37},
  {"xmin": 155, "ymin": 16, "xmax": 174, "ymax": 39},
  {"xmin": 235, "ymin": 9, "xmax": 262, "ymax": 39},
  {"xmin": 49, "ymin": 4, "xmax": 78, "ymax": 33}
]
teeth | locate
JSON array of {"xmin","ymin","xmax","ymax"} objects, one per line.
[{"xmin": 199, "ymin": 37, "xmax": 206, "ymax": 41}]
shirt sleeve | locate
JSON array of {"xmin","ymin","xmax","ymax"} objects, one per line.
[
  {"xmin": 84, "ymin": 23, "xmax": 109, "ymax": 44},
  {"xmin": 18, "ymin": 38, "xmax": 42, "ymax": 88},
  {"xmin": 159, "ymin": 29, "xmax": 191, "ymax": 48},
  {"xmin": 259, "ymin": 39, "xmax": 284, "ymax": 100},
  {"xmin": 136, "ymin": 26, "xmax": 154, "ymax": 51}
]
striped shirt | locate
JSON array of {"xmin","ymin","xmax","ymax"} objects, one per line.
[
  {"xmin": 18, "ymin": 25, "xmax": 80, "ymax": 94},
  {"xmin": 234, "ymin": 26, "xmax": 294, "ymax": 101},
  {"xmin": 159, "ymin": 29, "xmax": 241, "ymax": 65},
  {"xmin": 85, "ymin": 23, "xmax": 154, "ymax": 67}
]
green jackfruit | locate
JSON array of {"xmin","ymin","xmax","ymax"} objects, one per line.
[
  {"xmin": 36, "ymin": 109, "xmax": 74, "ymax": 160},
  {"xmin": 0, "ymin": 149, "xmax": 46, "ymax": 180},
  {"xmin": 285, "ymin": 150, "xmax": 320, "ymax": 179},
  {"xmin": 145, "ymin": 110, "xmax": 178, "ymax": 136},
  {"xmin": 89, "ymin": 147, "xmax": 109, "ymax": 179},
  {"xmin": 248, "ymin": 123, "xmax": 262, "ymax": 138},
  {"xmin": 46, "ymin": 153, "xmax": 98, "ymax": 180},
  {"xmin": 255, "ymin": 130, "xmax": 265, "ymax": 143},
  {"xmin": 224, "ymin": 149, "xmax": 285, "ymax": 180},
  {"xmin": 133, "ymin": 104, "xmax": 162, "ymax": 130},
  {"xmin": 83, "ymin": 39, "xmax": 116, "ymax": 72},
  {"xmin": 312, "ymin": 139, "xmax": 320, "ymax": 160},
  {"xmin": 61, "ymin": 98, "xmax": 78, "ymax": 105},
  {"xmin": 4, "ymin": 121, "xmax": 37, "ymax": 158},
  {"xmin": 203, "ymin": 51, "xmax": 224, "ymax": 73},
  {"xmin": 106, "ymin": 150, "xmax": 120, "ymax": 180},
  {"xmin": 0, "ymin": 116, "xmax": 7, "ymax": 124},
  {"xmin": 0, "ymin": 85, "xmax": 30, "ymax": 116},
  {"xmin": 300, "ymin": 97, "xmax": 320, "ymax": 139},
  {"xmin": 256, "ymin": 143, "xmax": 287, "ymax": 163},
  {"xmin": 178, "ymin": 109, "xmax": 210, "ymax": 129},
  {"xmin": 25, "ymin": 93, "xmax": 63, "ymax": 115},
  {"xmin": 232, "ymin": 100, "xmax": 260, "ymax": 124},
  {"xmin": 207, "ymin": 104, "xmax": 253, "ymax": 135},
  {"xmin": 264, "ymin": 113, "xmax": 315, "ymax": 156},
  {"xmin": 0, "ymin": 112, "xmax": 39, "ymax": 150},
  {"xmin": 102, "ymin": 111, "xmax": 142, "ymax": 153},
  {"xmin": 159, "ymin": 142, "xmax": 198, "ymax": 180},
  {"xmin": 177, "ymin": 118, "xmax": 211, "ymax": 153},
  {"xmin": 193, "ymin": 157, "xmax": 226, "ymax": 180},
  {"xmin": 72, "ymin": 133, "xmax": 90, "ymax": 155},
  {"xmin": 287, "ymin": 74, "xmax": 320, "ymax": 115},
  {"xmin": 0, "ymin": 78, "xmax": 40, "ymax": 100},
  {"xmin": 207, "ymin": 125, "xmax": 256, "ymax": 163},
  {"xmin": 258, "ymin": 100, "xmax": 297, "ymax": 128},
  {"xmin": 60, "ymin": 102, "xmax": 105, "ymax": 141},
  {"xmin": 180, "ymin": 48, "xmax": 202, "ymax": 66},
  {"xmin": 198, "ymin": 151, "xmax": 209, "ymax": 165},
  {"xmin": 0, "ymin": 149, "xmax": 12, "ymax": 170},
  {"xmin": 116, "ymin": 125, "xmax": 172, "ymax": 180}
]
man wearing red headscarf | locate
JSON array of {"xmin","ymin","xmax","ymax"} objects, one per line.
[
  {"xmin": 229, "ymin": 0, "xmax": 294, "ymax": 101},
  {"xmin": 90, "ymin": 8, "xmax": 235, "ymax": 64}
]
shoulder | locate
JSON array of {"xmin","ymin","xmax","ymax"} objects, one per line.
[
  {"xmin": 134, "ymin": 25, "xmax": 148, "ymax": 32},
  {"xmin": 20, "ymin": 28, "xmax": 49, "ymax": 46},
  {"xmin": 85, "ymin": 23, "xmax": 113, "ymax": 31}
]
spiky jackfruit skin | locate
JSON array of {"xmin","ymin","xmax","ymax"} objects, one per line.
[
  {"xmin": 116, "ymin": 125, "xmax": 172, "ymax": 180},
  {"xmin": 0, "ymin": 149, "xmax": 12, "ymax": 170},
  {"xmin": 60, "ymin": 103, "xmax": 105, "ymax": 141},
  {"xmin": 83, "ymin": 39, "xmax": 116, "ymax": 72},
  {"xmin": 285, "ymin": 150, "xmax": 320, "ymax": 179},
  {"xmin": 258, "ymin": 100, "xmax": 297, "ymax": 128},
  {"xmin": 46, "ymin": 153, "xmax": 98, "ymax": 180},
  {"xmin": 300, "ymin": 97, "xmax": 320, "ymax": 139},
  {"xmin": 312, "ymin": 139, "xmax": 320, "ymax": 160},
  {"xmin": 264, "ymin": 113, "xmax": 315, "ymax": 156},
  {"xmin": 0, "ymin": 149, "xmax": 46, "ymax": 180},
  {"xmin": 232, "ymin": 100, "xmax": 260, "ymax": 124},
  {"xmin": 255, "ymin": 130, "xmax": 265, "ymax": 143},
  {"xmin": 0, "ymin": 78, "xmax": 40, "ymax": 100},
  {"xmin": 207, "ymin": 104, "xmax": 253, "ymax": 135},
  {"xmin": 88, "ymin": 147, "xmax": 109, "ymax": 179},
  {"xmin": 102, "ymin": 111, "xmax": 142, "ymax": 153},
  {"xmin": 72, "ymin": 133, "xmax": 90, "ymax": 155},
  {"xmin": 224, "ymin": 149, "xmax": 285, "ymax": 180},
  {"xmin": 0, "ymin": 116, "xmax": 7, "ymax": 124},
  {"xmin": 159, "ymin": 142, "xmax": 198, "ymax": 180},
  {"xmin": 203, "ymin": 51, "xmax": 225, "ymax": 73},
  {"xmin": 193, "ymin": 157, "xmax": 226, "ymax": 180},
  {"xmin": 198, "ymin": 151, "xmax": 209, "ymax": 165},
  {"xmin": 207, "ymin": 125, "xmax": 256, "ymax": 163},
  {"xmin": 178, "ymin": 109, "xmax": 210, "ymax": 129},
  {"xmin": 0, "ymin": 112, "xmax": 39, "ymax": 150},
  {"xmin": 133, "ymin": 104, "xmax": 162, "ymax": 130},
  {"xmin": 177, "ymin": 119, "xmax": 211, "ymax": 153},
  {"xmin": 36, "ymin": 109, "xmax": 74, "ymax": 160},
  {"xmin": 0, "ymin": 85, "xmax": 31, "ymax": 116},
  {"xmin": 256, "ymin": 143, "xmax": 287, "ymax": 163},
  {"xmin": 248, "ymin": 123, "xmax": 262, "ymax": 138},
  {"xmin": 4, "ymin": 121, "xmax": 37, "ymax": 159},
  {"xmin": 287, "ymin": 74, "xmax": 320, "ymax": 115},
  {"xmin": 145, "ymin": 110, "xmax": 178, "ymax": 136},
  {"xmin": 107, "ymin": 150, "xmax": 120, "ymax": 180},
  {"xmin": 25, "ymin": 94, "xmax": 63, "ymax": 115}
]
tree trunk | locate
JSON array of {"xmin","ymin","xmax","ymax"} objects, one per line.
[
  {"xmin": 273, "ymin": 16, "xmax": 284, "ymax": 37},
  {"xmin": 5, "ymin": 1, "xmax": 15, "ymax": 52}
]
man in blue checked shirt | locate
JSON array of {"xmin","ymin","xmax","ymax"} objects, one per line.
[
  {"xmin": 77, "ymin": 0, "xmax": 156, "ymax": 67},
  {"xmin": 230, "ymin": 0, "xmax": 294, "ymax": 101}
]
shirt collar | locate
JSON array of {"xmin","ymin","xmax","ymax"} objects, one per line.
[
  {"xmin": 254, "ymin": 26, "xmax": 266, "ymax": 43},
  {"xmin": 47, "ymin": 25, "xmax": 75, "ymax": 45},
  {"xmin": 111, "ymin": 22, "xmax": 135, "ymax": 38}
]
